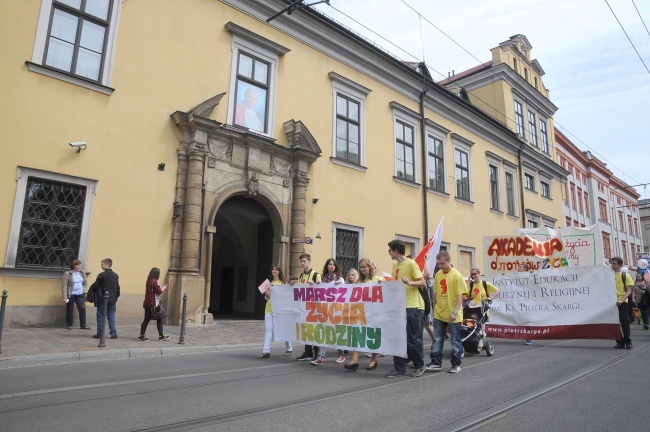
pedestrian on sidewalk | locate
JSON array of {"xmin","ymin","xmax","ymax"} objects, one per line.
[
  {"xmin": 257, "ymin": 265, "xmax": 292, "ymax": 358},
  {"xmin": 62, "ymin": 259, "xmax": 91, "ymax": 330},
  {"xmin": 138, "ymin": 268, "xmax": 170, "ymax": 341},
  {"xmin": 89, "ymin": 258, "xmax": 120, "ymax": 340}
]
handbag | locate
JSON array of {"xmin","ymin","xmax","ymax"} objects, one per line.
[{"xmin": 150, "ymin": 283, "xmax": 166, "ymax": 319}]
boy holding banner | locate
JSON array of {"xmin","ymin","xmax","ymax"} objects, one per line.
[
  {"xmin": 292, "ymin": 254, "xmax": 322, "ymax": 361},
  {"xmin": 385, "ymin": 240, "xmax": 426, "ymax": 378},
  {"xmin": 427, "ymin": 250, "xmax": 467, "ymax": 373}
]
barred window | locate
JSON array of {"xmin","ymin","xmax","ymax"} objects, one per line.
[
  {"xmin": 16, "ymin": 178, "xmax": 86, "ymax": 269},
  {"xmin": 335, "ymin": 228, "xmax": 359, "ymax": 275}
]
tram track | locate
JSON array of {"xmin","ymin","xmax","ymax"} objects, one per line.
[{"xmin": 1, "ymin": 340, "xmax": 645, "ymax": 432}]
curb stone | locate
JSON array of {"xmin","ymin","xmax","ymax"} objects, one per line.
[{"xmin": 0, "ymin": 342, "xmax": 286, "ymax": 369}]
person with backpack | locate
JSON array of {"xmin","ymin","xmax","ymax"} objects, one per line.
[
  {"xmin": 137, "ymin": 267, "xmax": 170, "ymax": 341},
  {"xmin": 611, "ymin": 257, "xmax": 634, "ymax": 349},
  {"xmin": 291, "ymin": 253, "xmax": 322, "ymax": 361},
  {"xmin": 467, "ymin": 268, "xmax": 500, "ymax": 305}
]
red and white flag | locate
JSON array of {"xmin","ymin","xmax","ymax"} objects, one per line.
[{"xmin": 415, "ymin": 217, "xmax": 444, "ymax": 272}]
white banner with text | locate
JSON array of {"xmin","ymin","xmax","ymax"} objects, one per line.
[
  {"xmin": 485, "ymin": 265, "xmax": 621, "ymax": 339},
  {"xmin": 272, "ymin": 281, "xmax": 407, "ymax": 357}
]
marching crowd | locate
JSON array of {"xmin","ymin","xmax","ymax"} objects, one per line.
[
  {"xmin": 257, "ymin": 240, "xmax": 647, "ymax": 377},
  {"xmin": 258, "ymin": 239, "xmax": 502, "ymax": 377},
  {"xmin": 58, "ymin": 242, "xmax": 647, "ymax": 367}
]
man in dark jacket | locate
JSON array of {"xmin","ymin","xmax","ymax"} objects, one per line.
[{"xmin": 90, "ymin": 258, "xmax": 121, "ymax": 339}]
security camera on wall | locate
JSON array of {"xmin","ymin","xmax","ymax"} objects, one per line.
[{"xmin": 69, "ymin": 141, "xmax": 87, "ymax": 152}]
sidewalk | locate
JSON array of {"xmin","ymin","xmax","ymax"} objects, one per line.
[{"xmin": 0, "ymin": 320, "xmax": 267, "ymax": 368}]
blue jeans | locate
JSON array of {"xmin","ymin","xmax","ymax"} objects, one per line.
[
  {"xmin": 66, "ymin": 294, "xmax": 87, "ymax": 327},
  {"xmin": 431, "ymin": 318, "xmax": 463, "ymax": 367},
  {"xmin": 393, "ymin": 308, "xmax": 424, "ymax": 373},
  {"xmin": 96, "ymin": 302, "xmax": 117, "ymax": 336}
]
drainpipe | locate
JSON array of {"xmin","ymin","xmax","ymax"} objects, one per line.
[
  {"xmin": 420, "ymin": 87, "xmax": 429, "ymax": 240},
  {"xmin": 517, "ymin": 142, "xmax": 527, "ymax": 228}
]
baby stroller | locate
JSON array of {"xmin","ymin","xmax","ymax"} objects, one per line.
[{"xmin": 461, "ymin": 300, "xmax": 494, "ymax": 356}]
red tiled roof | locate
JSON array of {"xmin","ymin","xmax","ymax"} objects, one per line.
[{"xmin": 438, "ymin": 60, "xmax": 493, "ymax": 85}]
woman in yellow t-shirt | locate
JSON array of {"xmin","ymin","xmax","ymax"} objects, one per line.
[
  {"xmin": 344, "ymin": 258, "xmax": 382, "ymax": 372},
  {"xmin": 257, "ymin": 265, "xmax": 292, "ymax": 359},
  {"xmin": 466, "ymin": 268, "xmax": 500, "ymax": 304}
]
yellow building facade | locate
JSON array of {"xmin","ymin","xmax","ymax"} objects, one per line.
[{"xmin": 0, "ymin": 0, "xmax": 567, "ymax": 326}]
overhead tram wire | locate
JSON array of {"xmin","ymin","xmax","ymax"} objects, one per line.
[
  {"xmin": 394, "ymin": 0, "xmax": 647, "ymax": 187},
  {"xmin": 604, "ymin": 0, "xmax": 650, "ymax": 75},
  {"xmin": 320, "ymin": 2, "xmax": 647, "ymax": 189},
  {"xmin": 631, "ymin": 0, "xmax": 650, "ymax": 38}
]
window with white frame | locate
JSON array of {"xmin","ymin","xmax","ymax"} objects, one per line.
[
  {"xmin": 396, "ymin": 234, "xmax": 420, "ymax": 260},
  {"xmin": 540, "ymin": 119, "xmax": 549, "ymax": 154},
  {"xmin": 514, "ymin": 100, "xmax": 525, "ymax": 138},
  {"xmin": 427, "ymin": 135, "xmax": 445, "ymax": 192},
  {"xmin": 528, "ymin": 220, "xmax": 539, "ymax": 228},
  {"xmin": 5, "ymin": 168, "xmax": 97, "ymax": 272},
  {"xmin": 232, "ymin": 51, "xmax": 270, "ymax": 133},
  {"xmin": 489, "ymin": 164, "xmax": 500, "ymax": 211},
  {"xmin": 333, "ymin": 223, "xmax": 364, "ymax": 275},
  {"xmin": 395, "ymin": 120, "xmax": 416, "ymax": 182},
  {"xmin": 226, "ymin": 23, "xmax": 289, "ymax": 137},
  {"xmin": 528, "ymin": 110, "xmax": 538, "ymax": 147},
  {"xmin": 524, "ymin": 172, "xmax": 536, "ymax": 191},
  {"xmin": 455, "ymin": 148, "xmax": 471, "ymax": 200},
  {"xmin": 505, "ymin": 171, "xmax": 517, "ymax": 216},
  {"xmin": 28, "ymin": 0, "xmax": 123, "ymax": 93},
  {"xmin": 457, "ymin": 246, "xmax": 475, "ymax": 276},
  {"xmin": 330, "ymin": 72, "xmax": 370, "ymax": 168},
  {"xmin": 541, "ymin": 181, "xmax": 551, "ymax": 198}
]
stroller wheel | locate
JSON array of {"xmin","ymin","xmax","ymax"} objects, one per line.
[{"xmin": 485, "ymin": 340, "xmax": 495, "ymax": 356}]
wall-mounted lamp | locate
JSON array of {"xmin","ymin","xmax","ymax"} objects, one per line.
[
  {"xmin": 173, "ymin": 202, "xmax": 184, "ymax": 219},
  {"xmin": 158, "ymin": 163, "xmax": 166, "ymax": 171},
  {"xmin": 315, "ymin": 232, "xmax": 321, "ymax": 239},
  {"xmin": 69, "ymin": 141, "xmax": 87, "ymax": 153},
  {"xmin": 312, "ymin": 198, "xmax": 319, "ymax": 204}
]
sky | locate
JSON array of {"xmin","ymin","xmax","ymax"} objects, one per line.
[{"xmin": 312, "ymin": 0, "xmax": 650, "ymax": 198}]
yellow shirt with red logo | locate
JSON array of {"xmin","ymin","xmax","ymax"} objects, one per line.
[
  {"xmin": 392, "ymin": 258, "xmax": 423, "ymax": 309},
  {"xmin": 468, "ymin": 280, "xmax": 499, "ymax": 302},
  {"xmin": 434, "ymin": 267, "xmax": 468, "ymax": 323}
]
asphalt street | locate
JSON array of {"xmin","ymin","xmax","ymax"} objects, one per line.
[{"xmin": 0, "ymin": 326, "xmax": 648, "ymax": 432}]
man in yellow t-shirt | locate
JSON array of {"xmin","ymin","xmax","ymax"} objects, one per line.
[
  {"xmin": 426, "ymin": 250, "xmax": 468, "ymax": 374},
  {"xmin": 385, "ymin": 240, "xmax": 426, "ymax": 378},
  {"xmin": 291, "ymin": 253, "xmax": 322, "ymax": 361},
  {"xmin": 611, "ymin": 257, "xmax": 633, "ymax": 349}
]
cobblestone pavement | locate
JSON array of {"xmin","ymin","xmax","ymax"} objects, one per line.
[{"xmin": 0, "ymin": 320, "xmax": 266, "ymax": 364}]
